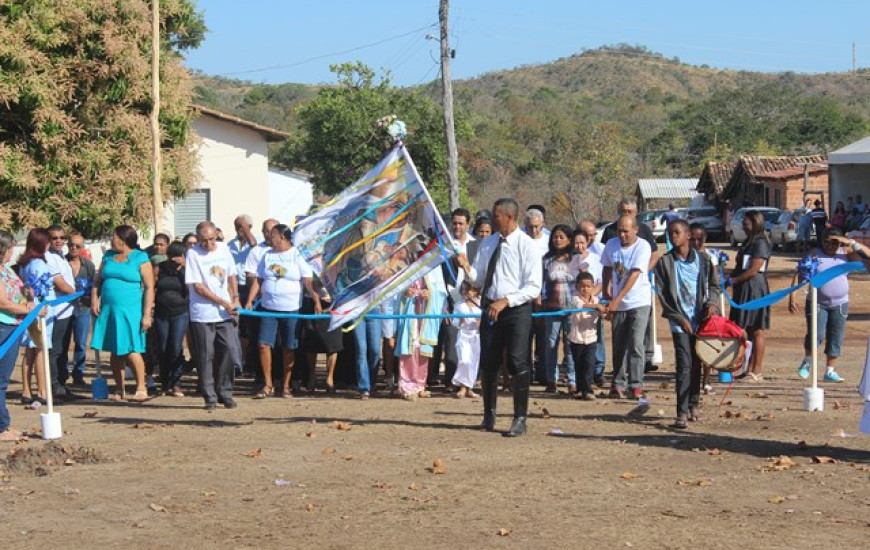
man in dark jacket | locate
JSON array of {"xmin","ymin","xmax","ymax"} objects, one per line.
[{"xmin": 653, "ymin": 219, "xmax": 721, "ymax": 429}]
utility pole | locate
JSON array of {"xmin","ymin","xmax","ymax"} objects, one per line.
[
  {"xmin": 853, "ymin": 42, "xmax": 857, "ymax": 73},
  {"xmin": 439, "ymin": 0, "xmax": 460, "ymax": 211},
  {"xmin": 150, "ymin": 0, "xmax": 164, "ymax": 234}
]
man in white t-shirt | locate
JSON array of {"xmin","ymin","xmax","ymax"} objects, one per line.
[
  {"xmin": 602, "ymin": 215, "xmax": 652, "ymax": 399},
  {"xmin": 240, "ymin": 218, "xmax": 278, "ymax": 379},
  {"xmin": 186, "ymin": 221, "xmax": 243, "ymax": 410},
  {"xmin": 46, "ymin": 225, "xmax": 77, "ymax": 398}
]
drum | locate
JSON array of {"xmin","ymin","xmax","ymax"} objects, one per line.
[{"xmin": 695, "ymin": 336, "xmax": 746, "ymax": 372}]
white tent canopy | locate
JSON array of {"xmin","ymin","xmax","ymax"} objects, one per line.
[
  {"xmin": 829, "ymin": 136, "xmax": 870, "ymax": 165},
  {"xmin": 828, "ymin": 136, "xmax": 870, "ymax": 207}
]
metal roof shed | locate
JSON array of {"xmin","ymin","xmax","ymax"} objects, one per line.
[
  {"xmin": 636, "ymin": 178, "xmax": 702, "ymax": 210},
  {"xmin": 828, "ymin": 136, "xmax": 870, "ymax": 207}
]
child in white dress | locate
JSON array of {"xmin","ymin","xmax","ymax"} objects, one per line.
[{"xmin": 451, "ymin": 282, "xmax": 481, "ymax": 398}]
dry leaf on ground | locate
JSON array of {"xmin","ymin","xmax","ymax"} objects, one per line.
[
  {"xmin": 240, "ymin": 448, "xmax": 262, "ymax": 458},
  {"xmin": 148, "ymin": 503, "xmax": 167, "ymax": 512},
  {"xmin": 427, "ymin": 458, "xmax": 446, "ymax": 474},
  {"xmin": 334, "ymin": 421, "xmax": 352, "ymax": 431},
  {"xmin": 497, "ymin": 528, "xmax": 512, "ymax": 537},
  {"xmin": 620, "ymin": 471, "xmax": 636, "ymax": 480},
  {"xmin": 811, "ymin": 456, "xmax": 840, "ymax": 464}
]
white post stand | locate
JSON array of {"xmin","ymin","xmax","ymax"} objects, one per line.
[
  {"xmin": 39, "ymin": 316, "xmax": 63, "ymax": 439},
  {"xmin": 804, "ymin": 286, "xmax": 824, "ymax": 412},
  {"xmin": 651, "ymin": 287, "xmax": 663, "ymax": 365}
]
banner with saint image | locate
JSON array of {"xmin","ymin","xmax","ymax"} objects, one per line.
[{"xmin": 292, "ymin": 144, "xmax": 450, "ymax": 330}]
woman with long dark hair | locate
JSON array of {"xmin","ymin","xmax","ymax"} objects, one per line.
[
  {"xmin": 90, "ymin": 225, "xmax": 155, "ymax": 401},
  {"xmin": 541, "ymin": 224, "xmax": 578, "ymax": 394},
  {"xmin": 728, "ymin": 211, "xmax": 771, "ymax": 381},
  {"xmin": 17, "ymin": 228, "xmax": 54, "ymax": 405}
]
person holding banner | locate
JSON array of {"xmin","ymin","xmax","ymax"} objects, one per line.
[
  {"xmin": 788, "ymin": 228, "xmax": 870, "ymax": 383},
  {"xmin": 456, "ymin": 198, "xmax": 542, "ymax": 437},
  {"xmin": 0, "ymin": 230, "xmax": 40, "ymax": 441},
  {"xmin": 395, "ymin": 270, "xmax": 447, "ymax": 400},
  {"xmin": 727, "ymin": 211, "xmax": 771, "ymax": 381}
]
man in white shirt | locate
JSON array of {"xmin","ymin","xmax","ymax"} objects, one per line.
[
  {"xmin": 581, "ymin": 219, "xmax": 610, "ymax": 382},
  {"xmin": 228, "ymin": 214, "xmax": 258, "ymax": 375},
  {"xmin": 602, "ymin": 215, "xmax": 652, "ymax": 399},
  {"xmin": 456, "ymin": 198, "xmax": 542, "ymax": 437},
  {"xmin": 431, "ymin": 208, "xmax": 477, "ymax": 390},
  {"xmin": 524, "ymin": 208, "xmax": 549, "ymax": 383},
  {"xmin": 186, "ymin": 221, "xmax": 243, "ymax": 410},
  {"xmin": 241, "ymin": 218, "xmax": 278, "ymax": 380},
  {"xmin": 46, "ymin": 225, "xmax": 77, "ymax": 398}
]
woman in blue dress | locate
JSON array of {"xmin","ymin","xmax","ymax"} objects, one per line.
[{"xmin": 91, "ymin": 226, "xmax": 155, "ymax": 401}]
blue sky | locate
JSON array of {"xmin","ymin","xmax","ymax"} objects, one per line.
[{"xmin": 184, "ymin": 1, "xmax": 870, "ymax": 86}]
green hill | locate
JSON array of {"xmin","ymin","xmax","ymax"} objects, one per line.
[{"xmin": 191, "ymin": 45, "xmax": 870, "ymax": 223}]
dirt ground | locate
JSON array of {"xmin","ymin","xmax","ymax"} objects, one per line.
[{"xmin": 2, "ymin": 245, "xmax": 870, "ymax": 550}]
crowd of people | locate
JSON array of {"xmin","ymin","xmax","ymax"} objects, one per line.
[{"xmin": 1, "ymin": 195, "xmax": 869, "ymax": 441}]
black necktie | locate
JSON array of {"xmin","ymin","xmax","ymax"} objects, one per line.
[{"xmin": 481, "ymin": 236, "xmax": 505, "ymax": 306}]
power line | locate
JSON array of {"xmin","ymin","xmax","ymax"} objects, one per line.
[{"xmin": 219, "ymin": 22, "xmax": 438, "ymax": 77}]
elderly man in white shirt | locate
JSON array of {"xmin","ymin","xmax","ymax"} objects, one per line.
[
  {"xmin": 456, "ymin": 198, "xmax": 542, "ymax": 437},
  {"xmin": 186, "ymin": 221, "xmax": 243, "ymax": 410}
]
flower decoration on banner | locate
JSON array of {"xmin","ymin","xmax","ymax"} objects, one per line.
[
  {"xmin": 27, "ymin": 272, "xmax": 53, "ymax": 302},
  {"xmin": 387, "ymin": 120, "xmax": 407, "ymax": 140},
  {"xmin": 375, "ymin": 115, "xmax": 407, "ymax": 141},
  {"xmin": 717, "ymin": 251, "xmax": 729, "ymax": 268},
  {"xmin": 797, "ymin": 255, "xmax": 820, "ymax": 280},
  {"xmin": 75, "ymin": 277, "xmax": 92, "ymax": 294}
]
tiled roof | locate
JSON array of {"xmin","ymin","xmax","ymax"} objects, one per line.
[
  {"xmin": 722, "ymin": 155, "xmax": 827, "ymax": 200},
  {"xmin": 637, "ymin": 178, "xmax": 700, "ymax": 200},
  {"xmin": 697, "ymin": 161, "xmax": 737, "ymax": 197},
  {"xmin": 755, "ymin": 164, "xmax": 828, "ymax": 180},
  {"xmin": 191, "ymin": 104, "xmax": 290, "ymax": 142}
]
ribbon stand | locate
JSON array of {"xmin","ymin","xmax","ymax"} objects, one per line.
[
  {"xmin": 650, "ymin": 286, "xmax": 663, "ymax": 365},
  {"xmin": 804, "ymin": 285, "xmax": 824, "ymax": 411},
  {"xmin": 39, "ymin": 316, "xmax": 63, "ymax": 439}
]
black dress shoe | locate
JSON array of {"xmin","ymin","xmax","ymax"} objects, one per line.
[
  {"xmin": 222, "ymin": 398, "xmax": 238, "ymax": 409},
  {"xmin": 204, "ymin": 401, "xmax": 217, "ymax": 411},
  {"xmin": 480, "ymin": 411, "xmax": 496, "ymax": 431},
  {"xmin": 503, "ymin": 417, "xmax": 527, "ymax": 437}
]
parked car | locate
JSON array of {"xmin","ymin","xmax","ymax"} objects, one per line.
[
  {"xmin": 644, "ymin": 208, "xmax": 685, "ymax": 242},
  {"xmin": 684, "ymin": 206, "xmax": 725, "ymax": 242},
  {"xmin": 846, "ymin": 215, "xmax": 870, "ymax": 247},
  {"xmin": 728, "ymin": 207, "xmax": 782, "ymax": 246},
  {"xmin": 770, "ymin": 209, "xmax": 816, "ymax": 250}
]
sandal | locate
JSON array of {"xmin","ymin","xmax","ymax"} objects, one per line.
[
  {"xmin": 688, "ymin": 408, "xmax": 701, "ymax": 422},
  {"xmin": 20, "ymin": 396, "xmax": 34, "ymax": 406},
  {"xmin": 254, "ymin": 386, "xmax": 274, "ymax": 399},
  {"xmin": 109, "ymin": 393, "xmax": 125, "ymax": 402},
  {"xmin": 417, "ymin": 390, "xmax": 431, "ymax": 398},
  {"xmin": 128, "ymin": 390, "xmax": 149, "ymax": 402},
  {"xmin": 281, "ymin": 388, "xmax": 293, "ymax": 399},
  {"xmin": 170, "ymin": 387, "xmax": 185, "ymax": 398},
  {"xmin": 672, "ymin": 416, "xmax": 689, "ymax": 429}
]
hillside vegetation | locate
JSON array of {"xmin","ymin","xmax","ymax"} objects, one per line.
[{"xmin": 192, "ymin": 45, "xmax": 870, "ymax": 223}]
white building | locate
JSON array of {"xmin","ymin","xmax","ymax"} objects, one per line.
[
  {"xmin": 162, "ymin": 105, "xmax": 312, "ymax": 238},
  {"xmin": 829, "ymin": 136, "xmax": 870, "ymax": 206}
]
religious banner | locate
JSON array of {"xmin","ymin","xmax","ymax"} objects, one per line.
[{"xmin": 292, "ymin": 143, "xmax": 451, "ymax": 330}]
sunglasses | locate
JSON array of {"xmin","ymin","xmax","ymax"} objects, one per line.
[
  {"xmin": 51, "ymin": 235, "xmax": 67, "ymax": 241},
  {"xmin": 68, "ymin": 243, "xmax": 83, "ymax": 249}
]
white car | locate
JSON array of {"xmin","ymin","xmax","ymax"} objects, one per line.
[{"xmin": 728, "ymin": 207, "xmax": 782, "ymax": 246}]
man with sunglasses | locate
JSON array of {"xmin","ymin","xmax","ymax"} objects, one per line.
[
  {"xmin": 46, "ymin": 225, "xmax": 77, "ymax": 398},
  {"xmin": 61, "ymin": 232, "xmax": 95, "ymax": 386}
]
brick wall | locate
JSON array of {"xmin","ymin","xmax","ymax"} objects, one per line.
[{"xmin": 765, "ymin": 173, "xmax": 829, "ymax": 211}]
